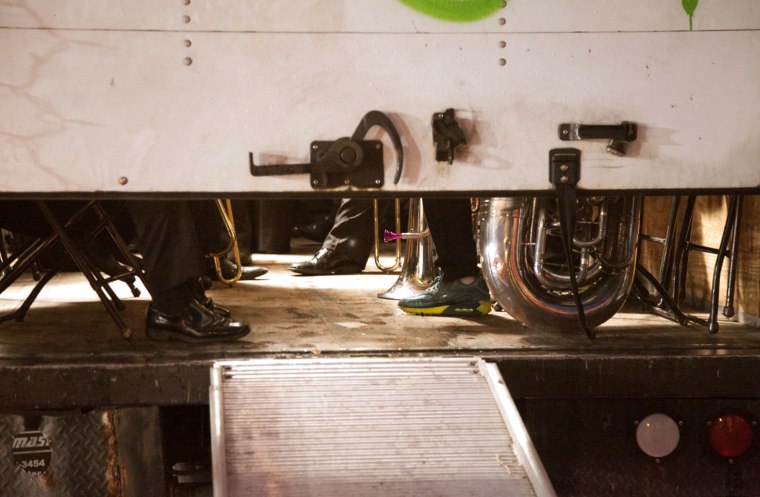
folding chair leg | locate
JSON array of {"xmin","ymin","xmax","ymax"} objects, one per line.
[
  {"xmin": 36, "ymin": 201, "xmax": 133, "ymax": 339},
  {"xmin": 706, "ymin": 195, "xmax": 740, "ymax": 334},
  {"xmin": 91, "ymin": 202, "xmax": 148, "ymax": 295},
  {"xmin": 0, "ymin": 269, "xmax": 58, "ymax": 325},
  {"xmin": 723, "ymin": 195, "xmax": 742, "ymax": 318},
  {"xmin": 656, "ymin": 196, "xmax": 681, "ymax": 300}
]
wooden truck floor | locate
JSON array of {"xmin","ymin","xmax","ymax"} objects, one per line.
[{"xmin": 1, "ymin": 241, "xmax": 759, "ymax": 409}]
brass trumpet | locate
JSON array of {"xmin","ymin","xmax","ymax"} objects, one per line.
[
  {"xmin": 373, "ymin": 199, "xmax": 402, "ymax": 273},
  {"xmin": 377, "ymin": 198, "xmax": 437, "ymax": 300},
  {"xmin": 209, "ymin": 199, "xmax": 243, "ymax": 285}
]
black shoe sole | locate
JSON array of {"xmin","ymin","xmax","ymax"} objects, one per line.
[
  {"xmin": 146, "ymin": 326, "xmax": 250, "ymax": 343},
  {"xmin": 289, "ymin": 265, "xmax": 363, "ymax": 276}
]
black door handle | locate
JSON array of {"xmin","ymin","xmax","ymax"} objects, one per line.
[
  {"xmin": 559, "ymin": 121, "xmax": 637, "ymax": 141},
  {"xmin": 559, "ymin": 121, "xmax": 637, "ymax": 156}
]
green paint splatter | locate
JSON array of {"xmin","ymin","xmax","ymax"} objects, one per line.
[
  {"xmin": 398, "ymin": 0, "xmax": 504, "ymax": 23},
  {"xmin": 682, "ymin": 0, "xmax": 699, "ymax": 31}
]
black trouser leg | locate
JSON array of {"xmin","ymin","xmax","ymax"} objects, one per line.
[
  {"xmin": 422, "ymin": 198, "xmax": 479, "ymax": 280},
  {"xmin": 127, "ymin": 201, "xmax": 206, "ymax": 311}
]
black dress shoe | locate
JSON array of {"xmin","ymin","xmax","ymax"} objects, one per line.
[
  {"xmin": 218, "ymin": 259, "xmax": 268, "ymax": 281},
  {"xmin": 291, "ymin": 213, "xmax": 334, "ymax": 242},
  {"xmin": 289, "ymin": 247, "xmax": 364, "ymax": 275},
  {"xmin": 197, "ymin": 294, "xmax": 231, "ymax": 318},
  {"xmin": 191, "ymin": 277, "xmax": 231, "ymax": 317},
  {"xmin": 146, "ymin": 300, "xmax": 250, "ymax": 343}
]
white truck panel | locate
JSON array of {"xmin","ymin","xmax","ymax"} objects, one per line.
[{"xmin": 1, "ymin": 1, "xmax": 758, "ymax": 194}]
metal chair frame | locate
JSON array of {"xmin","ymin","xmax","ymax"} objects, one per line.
[
  {"xmin": 0, "ymin": 200, "xmax": 146, "ymax": 339},
  {"xmin": 636, "ymin": 194, "xmax": 743, "ymax": 333}
]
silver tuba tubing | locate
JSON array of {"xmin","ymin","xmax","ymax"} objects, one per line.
[{"xmin": 479, "ymin": 195, "xmax": 641, "ymax": 331}]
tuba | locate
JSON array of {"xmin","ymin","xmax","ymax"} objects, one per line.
[{"xmin": 479, "ymin": 195, "xmax": 641, "ymax": 331}]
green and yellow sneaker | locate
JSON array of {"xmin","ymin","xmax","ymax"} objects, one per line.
[{"xmin": 398, "ymin": 275, "xmax": 491, "ymax": 316}]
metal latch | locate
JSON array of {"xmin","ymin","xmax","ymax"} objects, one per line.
[
  {"xmin": 249, "ymin": 110, "xmax": 404, "ymax": 189},
  {"xmin": 432, "ymin": 108, "xmax": 466, "ymax": 164},
  {"xmin": 558, "ymin": 121, "xmax": 637, "ymax": 156}
]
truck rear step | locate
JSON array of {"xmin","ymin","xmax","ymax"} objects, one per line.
[{"xmin": 210, "ymin": 357, "xmax": 555, "ymax": 497}]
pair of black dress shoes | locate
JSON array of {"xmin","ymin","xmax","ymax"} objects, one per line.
[
  {"xmin": 289, "ymin": 247, "xmax": 364, "ymax": 275},
  {"xmin": 145, "ymin": 296, "xmax": 250, "ymax": 343}
]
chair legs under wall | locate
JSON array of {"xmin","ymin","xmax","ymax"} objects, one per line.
[
  {"xmin": 637, "ymin": 194, "xmax": 743, "ymax": 334},
  {"xmin": 0, "ymin": 201, "xmax": 146, "ymax": 339}
]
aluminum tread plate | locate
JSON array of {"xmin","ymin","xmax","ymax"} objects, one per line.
[{"xmin": 211, "ymin": 357, "xmax": 549, "ymax": 497}]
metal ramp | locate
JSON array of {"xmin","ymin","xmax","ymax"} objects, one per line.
[{"xmin": 210, "ymin": 357, "xmax": 556, "ymax": 497}]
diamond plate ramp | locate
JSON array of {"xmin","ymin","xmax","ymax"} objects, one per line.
[
  {"xmin": 210, "ymin": 357, "xmax": 556, "ymax": 497},
  {"xmin": 0, "ymin": 411, "xmax": 119, "ymax": 497}
]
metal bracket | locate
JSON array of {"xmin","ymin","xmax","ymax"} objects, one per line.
[
  {"xmin": 249, "ymin": 110, "xmax": 404, "ymax": 189},
  {"xmin": 558, "ymin": 121, "xmax": 637, "ymax": 156},
  {"xmin": 549, "ymin": 148, "xmax": 595, "ymax": 339},
  {"xmin": 432, "ymin": 108, "xmax": 466, "ymax": 164}
]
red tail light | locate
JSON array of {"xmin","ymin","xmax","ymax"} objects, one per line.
[{"xmin": 707, "ymin": 414, "xmax": 754, "ymax": 458}]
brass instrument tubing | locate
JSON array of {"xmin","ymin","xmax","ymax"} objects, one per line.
[
  {"xmin": 373, "ymin": 199, "xmax": 402, "ymax": 273},
  {"xmin": 212, "ymin": 199, "xmax": 242, "ymax": 285},
  {"xmin": 573, "ymin": 203, "xmax": 608, "ymax": 248},
  {"xmin": 599, "ymin": 197, "xmax": 642, "ymax": 270},
  {"xmin": 532, "ymin": 204, "xmax": 597, "ymax": 288},
  {"xmin": 394, "ymin": 227, "xmax": 430, "ymax": 240}
]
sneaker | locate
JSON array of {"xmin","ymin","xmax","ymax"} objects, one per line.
[{"xmin": 398, "ymin": 275, "xmax": 491, "ymax": 316}]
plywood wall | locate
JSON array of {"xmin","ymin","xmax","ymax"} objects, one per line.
[{"xmin": 639, "ymin": 195, "xmax": 760, "ymax": 322}]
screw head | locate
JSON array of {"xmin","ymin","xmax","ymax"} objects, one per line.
[{"xmin": 118, "ymin": 176, "xmax": 128, "ymax": 186}]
